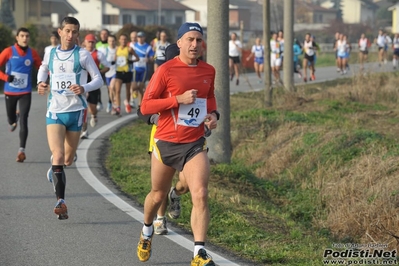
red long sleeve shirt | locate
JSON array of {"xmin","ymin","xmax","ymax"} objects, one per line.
[
  {"xmin": 141, "ymin": 57, "xmax": 217, "ymax": 143},
  {"xmin": 0, "ymin": 44, "xmax": 42, "ymax": 95}
]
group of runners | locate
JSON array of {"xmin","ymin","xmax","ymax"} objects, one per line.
[
  {"xmin": 372, "ymin": 29, "xmax": 399, "ymax": 70},
  {"xmin": 235, "ymin": 30, "xmax": 319, "ymax": 84},
  {"xmin": 1, "ymin": 17, "xmax": 218, "ymax": 266},
  {"xmin": 334, "ymin": 29, "xmax": 399, "ymax": 74},
  {"xmin": 4, "ymin": 15, "xmax": 399, "ymax": 265},
  {"xmin": 235, "ymin": 29, "xmax": 399, "ymax": 86},
  {"xmin": 80, "ymin": 28, "xmax": 159, "ymax": 138}
]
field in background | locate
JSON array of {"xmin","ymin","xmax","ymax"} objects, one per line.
[{"xmin": 105, "ymin": 72, "xmax": 399, "ymax": 265}]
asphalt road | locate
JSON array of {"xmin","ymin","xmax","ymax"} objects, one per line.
[
  {"xmin": 0, "ymin": 61, "xmax": 394, "ymax": 266},
  {"xmin": 0, "ymin": 88, "xmax": 252, "ymax": 266},
  {"xmin": 231, "ymin": 61, "xmax": 395, "ymax": 94}
]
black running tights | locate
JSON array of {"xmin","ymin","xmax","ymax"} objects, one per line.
[{"xmin": 5, "ymin": 93, "xmax": 31, "ymax": 148}]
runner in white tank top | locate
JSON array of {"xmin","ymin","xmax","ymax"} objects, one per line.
[
  {"xmin": 270, "ymin": 32, "xmax": 282, "ymax": 84},
  {"xmin": 392, "ymin": 33, "xmax": 399, "ymax": 69},
  {"xmin": 105, "ymin": 35, "xmax": 117, "ymax": 113},
  {"xmin": 246, "ymin": 37, "xmax": 264, "ymax": 82},
  {"xmin": 302, "ymin": 33, "xmax": 317, "ymax": 82},
  {"xmin": 374, "ymin": 29, "xmax": 387, "ymax": 66},
  {"xmin": 36, "ymin": 16, "xmax": 103, "ymax": 220},
  {"xmin": 358, "ymin": 33, "xmax": 369, "ymax": 70},
  {"xmin": 229, "ymin": 32, "xmax": 242, "ymax": 85},
  {"xmin": 277, "ymin": 30, "xmax": 284, "ymax": 68},
  {"xmin": 153, "ymin": 30, "xmax": 170, "ymax": 72}
]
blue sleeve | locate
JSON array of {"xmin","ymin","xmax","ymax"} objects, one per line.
[
  {"xmin": 147, "ymin": 46, "xmax": 155, "ymax": 57},
  {"xmin": 293, "ymin": 46, "xmax": 300, "ymax": 56}
]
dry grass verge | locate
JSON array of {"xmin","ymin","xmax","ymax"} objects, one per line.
[{"xmin": 231, "ymin": 71, "xmax": 399, "ymax": 250}]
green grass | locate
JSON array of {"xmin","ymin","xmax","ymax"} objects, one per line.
[
  {"xmin": 105, "ymin": 72, "xmax": 399, "ymax": 265},
  {"xmin": 313, "ymin": 52, "xmax": 379, "ymax": 67},
  {"xmin": 106, "ymin": 121, "xmax": 332, "ymax": 265}
]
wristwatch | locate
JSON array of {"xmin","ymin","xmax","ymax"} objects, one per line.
[{"xmin": 211, "ymin": 110, "xmax": 220, "ymax": 120}]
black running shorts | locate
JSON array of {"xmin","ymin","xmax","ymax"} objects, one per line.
[
  {"xmin": 115, "ymin": 71, "xmax": 133, "ymax": 84},
  {"xmin": 304, "ymin": 54, "xmax": 314, "ymax": 62},
  {"xmin": 229, "ymin": 56, "xmax": 240, "ymax": 64},
  {"xmin": 87, "ymin": 88, "xmax": 100, "ymax": 105},
  {"xmin": 152, "ymin": 137, "xmax": 207, "ymax": 171}
]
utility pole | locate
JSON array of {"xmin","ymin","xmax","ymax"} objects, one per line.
[
  {"xmin": 239, "ymin": 20, "xmax": 244, "ymax": 45},
  {"xmin": 283, "ymin": 0, "xmax": 294, "ymax": 91},
  {"xmin": 263, "ymin": 0, "xmax": 272, "ymax": 106},
  {"xmin": 206, "ymin": 0, "xmax": 231, "ymax": 163},
  {"xmin": 272, "ymin": 1, "xmax": 280, "ymax": 32},
  {"xmin": 37, "ymin": 0, "xmax": 41, "ymax": 22},
  {"xmin": 158, "ymin": 0, "xmax": 162, "ymax": 25}
]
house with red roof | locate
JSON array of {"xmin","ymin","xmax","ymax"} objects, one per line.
[{"xmin": 66, "ymin": 0, "xmax": 194, "ymax": 32}]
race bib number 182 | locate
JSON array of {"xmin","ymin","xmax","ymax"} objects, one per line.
[{"xmin": 51, "ymin": 72, "xmax": 76, "ymax": 96}]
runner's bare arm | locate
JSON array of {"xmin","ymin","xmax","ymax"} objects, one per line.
[
  {"xmin": 129, "ymin": 47, "xmax": 140, "ymax": 62},
  {"xmin": 204, "ymin": 112, "xmax": 218, "ymax": 130},
  {"xmin": 37, "ymin": 82, "xmax": 49, "ymax": 95}
]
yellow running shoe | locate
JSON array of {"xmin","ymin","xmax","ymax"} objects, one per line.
[
  {"xmin": 191, "ymin": 249, "xmax": 215, "ymax": 266},
  {"xmin": 137, "ymin": 230, "xmax": 153, "ymax": 262}
]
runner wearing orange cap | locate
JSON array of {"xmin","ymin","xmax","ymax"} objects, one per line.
[{"xmin": 80, "ymin": 33, "xmax": 110, "ymax": 139}]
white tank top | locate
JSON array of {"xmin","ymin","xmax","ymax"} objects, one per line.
[
  {"xmin": 229, "ymin": 40, "xmax": 242, "ymax": 57},
  {"xmin": 393, "ymin": 38, "xmax": 399, "ymax": 49},
  {"xmin": 377, "ymin": 35, "xmax": 386, "ymax": 47},
  {"xmin": 252, "ymin": 45, "xmax": 264, "ymax": 58},
  {"xmin": 47, "ymin": 46, "xmax": 88, "ymax": 113},
  {"xmin": 105, "ymin": 47, "xmax": 116, "ymax": 78},
  {"xmin": 304, "ymin": 40, "xmax": 314, "ymax": 56},
  {"xmin": 155, "ymin": 41, "xmax": 170, "ymax": 61},
  {"xmin": 270, "ymin": 40, "xmax": 280, "ymax": 57},
  {"xmin": 359, "ymin": 38, "xmax": 368, "ymax": 51},
  {"xmin": 337, "ymin": 40, "xmax": 346, "ymax": 54}
]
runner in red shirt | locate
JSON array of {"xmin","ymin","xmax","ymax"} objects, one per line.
[
  {"xmin": 137, "ymin": 22, "xmax": 219, "ymax": 266},
  {"xmin": 0, "ymin": 27, "xmax": 42, "ymax": 162},
  {"xmin": 142, "ymin": 57, "xmax": 217, "ymax": 142}
]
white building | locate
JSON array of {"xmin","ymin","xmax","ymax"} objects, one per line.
[
  {"xmin": 388, "ymin": 3, "xmax": 399, "ymax": 33},
  {"xmin": 67, "ymin": 0, "xmax": 193, "ymax": 32},
  {"xmin": 178, "ymin": 0, "xmax": 208, "ymax": 27},
  {"xmin": 321, "ymin": 0, "xmax": 378, "ymax": 24}
]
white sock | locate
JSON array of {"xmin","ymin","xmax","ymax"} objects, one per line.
[
  {"xmin": 394, "ymin": 59, "xmax": 397, "ymax": 67},
  {"xmin": 156, "ymin": 215, "xmax": 165, "ymax": 220},
  {"xmin": 19, "ymin": 147, "xmax": 25, "ymax": 152},
  {"xmin": 142, "ymin": 224, "xmax": 153, "ymax": 238},
  {"xmin": 194, "ymin": 245, "xmax": 205, "ymax": 257}
]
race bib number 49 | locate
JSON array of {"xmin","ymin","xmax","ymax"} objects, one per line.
[{"xmin": 177, "ymin": 98, "xmax": 207, "ymax": 127}]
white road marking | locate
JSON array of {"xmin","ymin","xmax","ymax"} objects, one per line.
[{"xmin": 75, "ymin": 114, "xmax": 239, "ymax": 266}]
